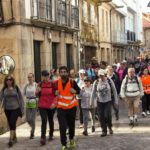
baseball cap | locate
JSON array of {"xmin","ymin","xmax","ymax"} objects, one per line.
[
  {"xmin": 98, "ymin": 69, "xmax": 107, "ymax": 76},
  {"xmin": 79, "ymin": 69, "xmax": 86, "ymax": 74}
]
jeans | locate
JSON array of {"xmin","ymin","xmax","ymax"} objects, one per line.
[
  {"xmin": 82, "ymin": 108, "xmax": 95, "ymax": 131},
  {"xmin": 57, "ymin": 107, "xmax": 77, "ymax": 146},
  {"xmin": 26, "ymin": 108, "xmax": 37, "ymax": 134},
  {"xmin": 97, "ymin": 101, "xmax": 112, "ymax": 133},
  {"xmin": 39, "ymin": 108, "xmax": 55, "ymax": 138}
]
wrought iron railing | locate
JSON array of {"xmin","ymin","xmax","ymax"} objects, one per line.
[{"xmin": 31, "ymin": 0, "xmax": 79, "ymax": 29}]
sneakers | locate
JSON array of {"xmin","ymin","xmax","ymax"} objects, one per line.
[
  {"xmin": 83, "ymin": 130, "xmax": 88, "ymax": 136},
  {"xmin": 40, "ymin": 138, "xmax": 46, "ymax": 146},
  {"xmin": 109, "ymin": 128, "xmax": 113, "ymax": 135},
  {"xmin": 62, "ymin": 145, "xmax": 67, "ymax": 150},
  {"xmin": 92, "ymin": 126, "xmax": 95, "ymax": 132},
  {"xmin": 79, "ymin": 124, "xmax": 83, "ymax": 128},
  {"xmin": 115, "ymin": 112, "xmax": 119, "ymax": 120},
  {"xmin": 69, "ymin": 139, "xmax": 76, "ymax": 148},
  {"xmin": 147, "ymin": 111, "xmax": 150, "ymax": 115},
  {"xmin": 142, "ymin": 112, "xmax": 147, "ymax": 117},
  {"xmin": 30, "ymin": 133, "xmax": 34, "ymax": 139},
  {"xmin": 48, "ymin": 135, "xmax": 54, "ymax": 141},
  {"xmin": 101, "ymin": 132, "xmax": 107, "ymax": 137}
]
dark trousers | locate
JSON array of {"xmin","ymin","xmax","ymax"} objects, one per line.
[
  {"xmin": 39, "ymin": 108, "xmax": 55, "ymax": 138},
  {"xmin": 57, "ymin": 107, "xmax": 77, "ymax": 146},
  {"xmin": 97, "ymin": 101, "xmax": 112, "ymax": 133},
  {"xmin": 5, "ymin": 108, "xmax": 20, "ymax": 130},
  {"xmin": 142, "ymin": 93, "xmax": 150, "ymax": 112},
  {"xmin": 78, "ymin": 99, "xmax": 83, "ymax": 124}
]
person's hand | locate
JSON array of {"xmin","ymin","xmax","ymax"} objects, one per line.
[
  {"xmin": 37, "ymin": 86, "xmax": 41, "ymax": 92},
  {"xmin": 55, "ymin": 90, "xmax": 59, "ymax": 96},
  {"xmin": 50, "ymin": 104, "xmax": 56, "ymax": 109},
  {"xmin": 70, "ymin": 88, "xmax": 76, "ymax": 94}
]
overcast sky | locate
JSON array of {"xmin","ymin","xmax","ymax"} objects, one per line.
[{"xmin": 142, "ymin": 0, "xmax": 150, "ymax": 12}]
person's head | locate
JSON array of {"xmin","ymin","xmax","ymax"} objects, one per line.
[
  {"xmin": 100, "ymin": 61, "xmax": 107, "ymax": 69},
  {"xmin": 41, "ymin": 70, "xmax": 50, "ymax": 81},
  {"xmin": 28, "ymin": 73, "xmax": 34, "ymax": 83},
  {"xmin": 107, "ymin": 65, "xmax": 113, "ymax": 76},
  {"xmin": 98, "ymin": 69, "xmax": 107, "ymax": 81},
  {"xmin": 128, "ymin": 68, "xmax": 135, "ymax": 78},
  {"xmin": 59, "ymin": 66, "xmax": 69, "ymax": 80},
  {"xmin": 79, "ymin": 69, "xmax": 86, "ymax": 79},
  {"xmin": 3, "ymin": 75, "xmax": 16, "ymax": 88},
  {"xmin": 70, "ymin": 69, "xmax": 76, "ymax": 79},
  {"xmin": 84, "ymin": 77, "xmax": 92, "ymax": 87},
  {"xmin": 142, "ymin": 68, "xmax": 149, "ymax": 76}
]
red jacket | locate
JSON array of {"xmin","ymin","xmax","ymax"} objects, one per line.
[{"xmin": 37, "ymin": 81, "xmax": 56, "ymax": 109}]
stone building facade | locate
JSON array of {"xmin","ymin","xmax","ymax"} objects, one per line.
[
  {"xmin": 79, "ymin": 0, "xmax": 98, "ymax": 68},
  {"xmin": 0, "ymin": 0, "xmax": 79, "ymax": 133}
]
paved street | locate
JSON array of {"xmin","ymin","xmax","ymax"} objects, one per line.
[{"xmin": 0, "ymin": 100, "xmax": 150, "ymax": 150}]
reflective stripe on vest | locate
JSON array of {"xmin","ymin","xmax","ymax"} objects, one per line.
[
  {"xmin": 58, "ymin": 95, "xmax": 74, "ymax": 100},
  {"xmin": 57, "ymin": 79, "xmax": 78, "ymax": 109}
]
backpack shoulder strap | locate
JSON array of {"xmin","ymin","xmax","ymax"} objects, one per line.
[
  {"xmin": 125, "ymin": 76, "xmax": 128, "ymax": 92},
  {"xmin": 70, "ymin": 79, "xmax": 74, "ymax": 88}
]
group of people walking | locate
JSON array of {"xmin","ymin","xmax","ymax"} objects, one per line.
[{"xmin": 0, "ymin": 56, "xmax": 150, "ymax": 150}]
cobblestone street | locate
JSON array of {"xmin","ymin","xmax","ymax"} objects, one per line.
[{"xmin": 0, "ymin": 101, "xmax": 150, "ymax": 150}]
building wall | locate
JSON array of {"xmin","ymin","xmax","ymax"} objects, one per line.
[
  {"xmin": 0, "ymin": 0, "xmax": 79, "ymax": 133},
  {"xmin": 80, "ymin": 0, "xmax": 98, "ymax": 67}
]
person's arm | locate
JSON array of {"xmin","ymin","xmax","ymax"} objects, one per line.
[
  {"xmin": 138, "ymin": 77, "xmax": 144, "ymax": 97},
  {"xmin": 90, "ymin": 80, "xmax": 97, "ymax": 106},
  {"xmin": 110, "ymin": 79, "xmax": 118, "ymax": 104},
  {"xmin": 17, "ymin": 86, "xmax": 25, "ymax": 112},
  {"xmin": 73, "ymin": 80, "xmax": 80, "ymax": 94},
  {"xmin": 120, "ymin": 78, "xmax": 126, "ymax": 98}
]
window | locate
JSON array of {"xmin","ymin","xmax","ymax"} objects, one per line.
[
  {"xmin": 90, "ymin": 4, "xmax": 95, "ymax": 25},
  {"xmin": 57, "ymin": 0, "xmax": 67, "ymax": 25},
  {"xmin": 32, "ymin": 0, "xmax": 52, "ymax": 20},
  {"xmin": 0, "ymin": 0, "xmax": 3, "ymax": 22},
  {"xmin": 71, "ymin": 0, "xmax": 78, "ymax": 6},
  {"xmin": 102, "ymin": 9, "xmax": 104, "ymax": 33},
  {"xmin": 83, "ymin": 1, "xmax": 88, "ymax": 23},
  {"xmin": 52, "ymin": 0, "xmax": 56, "ymax": 22},
  {"xmin": 71, "ymin": 5, "xmax": 79, "ymax": 28}
]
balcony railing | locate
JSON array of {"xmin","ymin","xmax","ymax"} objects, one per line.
[
  {"xmin": 32, "ymin": 0, "xmax": 52, "ymax": 21},
  {"xmin": 71, "ymin": 5, "xmax": 79, "ymax": 28},
  {"xmin": 31, "ymin": 0, "xmax": 79, "ymax": 30},
  {"xmin": 112, "ymin": 30, "xmax": 127, "ymax": 44},
  {"xmin": 57, "ymin": 0, "xmax": 67, "ymax": 25}
]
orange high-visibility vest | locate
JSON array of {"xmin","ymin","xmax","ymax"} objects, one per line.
[
  {"xmin": 57, "ymin": 79, "xmax": 78, "ymax": 109},
  {"xmin": 140, "ymin": 75, "xmax": 150, "ymax": 94}
]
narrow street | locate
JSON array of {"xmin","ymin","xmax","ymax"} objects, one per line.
[{"xmin": 0, "ymin": 100, "xmax": 150, "ymax": 150}]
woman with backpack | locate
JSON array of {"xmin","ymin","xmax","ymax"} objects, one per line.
[
  {"xmin": 0, "ymin": 75, "xmax": 24, "ymax": 147},
  {"xmin": 36, "ymin": 70, "xmax": 57, "ymax": 145},
  {"xmin": 91, "ymin": 69, "xmax": 118, "ymax": 137},
  {"xmin": 24, "ymin": 73, "xmax": 37, "ymax": 139}
]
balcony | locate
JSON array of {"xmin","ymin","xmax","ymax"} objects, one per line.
[
  {"xmin": 71, "ymin": 5, "xmax": 79, "ymax": 29},
  {"xmin": 31, "ymin": 0, "xmax": 79, "ymax": 31},
  {"xmin": 112, "ymin": 30, "xmax": 127, "ymax": 44}
]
